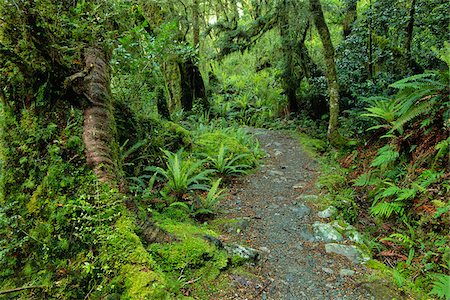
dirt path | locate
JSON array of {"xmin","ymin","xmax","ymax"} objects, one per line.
[{"xmin": 217, "ymin": 129, "xmax": 399, "ymax": 300}]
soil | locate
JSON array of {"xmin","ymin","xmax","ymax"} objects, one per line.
[{"xmin": 213, "ymin": 129, "xmax": 407, "ymax": 300}]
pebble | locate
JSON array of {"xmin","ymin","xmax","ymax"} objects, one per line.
[{"xmin": 339, "ymin": 269, "xmax": 356, "ymax": 276}]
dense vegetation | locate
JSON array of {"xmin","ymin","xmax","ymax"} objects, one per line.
[{"xmin": 0, "ymin": 0, "xmax": 448, "ymax": 299}]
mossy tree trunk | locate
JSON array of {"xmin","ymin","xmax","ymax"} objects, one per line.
[
  {"xmin": 309, "ymin": 0, "xmax": 341, "ymax": 145},
  {"xmin": 342, "ymin": 0, "xmax": 357, "ymax": 38},
  {"xmin": 179, "ymin": 59, "xmax": 206, "ymax": 112},
  {"xmin": 279, "ymin": 0, "xmax": 299, "ymax": 114},
  {"xmin": 81, "ymin": 47, "xmax": 119, "ymax": 184}
]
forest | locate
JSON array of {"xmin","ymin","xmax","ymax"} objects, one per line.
[{"xmin": 0, "ymin": 0, "xmax": 448, "ymax": 299}]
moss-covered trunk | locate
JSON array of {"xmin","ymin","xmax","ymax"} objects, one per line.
[
  {"xmin": 179, "ymin": 58, "xmax": 206, "ymax": 112},
  {"xmin": 82, "ymin": 47, "xmax": 119, "ymax": 184},
  {"xmin": 309, "ymin": 0, "xmax": 341, "ymax": 145}
]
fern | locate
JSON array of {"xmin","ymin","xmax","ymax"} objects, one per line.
[
  {"xmin": 390, "ymin": 100, "xmax": 434, "ymax": 134},
  {"xmin": 371, "ymin": 145, "xmax": 399, "ymax": 167},
  {"xmin": 146, "ymin": 148, "xmax": 214, "ymax": 199},
  {"xmin": 370, "ymin": 202, "xmax": 405, "ymax": 218},
  {"xmin": 429, "ymin": 274, "xmax": 450, "ymax": 300},
  {"xmin": 352, "ymin": 172, "xmax": 380, "ymax": 187}
]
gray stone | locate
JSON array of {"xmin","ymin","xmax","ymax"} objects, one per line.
[
  {"xmin": 225, "ymin": 244, "xmax": 260, "ymax": 262},
  {"xmin": 325, "ymin": 243, "xmax": 370, "ymax": 264},
  {"xmin": 346, "ymin": 229, "xmax": 363, "ymax": 244},
  {"xmin": 321, "ymin": 267, "xmax": 334, "ymax": 274},
  {"xmin": 290, "ymin": 204, "xmax": 311, "ymax": 217},
  {"xmin": 293, "ymin": 183, "xmax": 305, "ymax": 189},
  {"xmin": 313, "ymin": 222, "xmax": 344, "ymax": 242},
  {"xmin": 223, "ymin": 218, "xmax": 251, "ymax": 234},
  {"xmin": 269, "ymin": 170, "xmax": 285, "ymax": 176},
  {"xmin": 339, "ymin": 269, "xmax": 356, "ymax": 276},
  {"xmin": 297, "ymin": 194, "xmax": 319, "ymax": 201},
  {"xmin": 318, "ymin": 206, "xmax": 337, "ymax": 218}
]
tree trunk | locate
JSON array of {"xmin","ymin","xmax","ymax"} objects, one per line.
[
  {"xmin": 343, "ymin": 0, "xmax": 357, "ymax": 38},
  {"xmin": 368, "ymin": 0, "xmax": 373, "ymax": 79},
  {"xmin": 405, "ymin": 0, "xmax": 416, "ymax": 69},
  {"xmin": 280, "ymin": 0, "xmax": 299, "ymax": 114},
  {"xmin": 309, "ymin": 0, "xmax": 341, "ymax": 145},
  {"xmin": 82, "ymin": 47, "xmax": 119, "ymax": 184},
  {"xmin": 179, "ymin": 58, "xmax": 206, "ymax": 111},
  {"xmin": 193, "ymin": 0, "xmax": 200, "ymax": 47}
]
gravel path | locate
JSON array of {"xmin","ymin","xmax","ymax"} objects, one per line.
[{"xmin": 218, "ymin": 129, "xmax": 403, "ymax": 300}]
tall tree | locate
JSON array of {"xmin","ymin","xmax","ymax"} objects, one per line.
[
  {"xmin": 342, "ymin": 0, "xmax": 358, "ymax": 38},
  {"xmin": 309, "ymin": 0, "xmax": 341, "ymax": 145}
]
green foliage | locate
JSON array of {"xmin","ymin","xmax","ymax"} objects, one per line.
[
  {"xmin": 430, "ymin": 274, "xmax": 450, "ymax": 300},
  {"xmin": 206, "ymin": 144, "xmax": 252, "ymax": 177},
  {"xmin": 192, "ymin": 178, "xmax": 226, "ymax": 217},
  {"xmin": 371, "ymin": 145, "xmax": 399, "ymax": 168},
  {"xmin": 362, "ymin": 70, "xmax": 449, "ymax": 136},
  {"xmin": 148, "ymin": 149, "xmax": 214, "ymax": 200}
]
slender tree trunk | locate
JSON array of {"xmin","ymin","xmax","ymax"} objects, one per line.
[
  {"xmin": 309, "ymin": 0, "xmax": 341, "ymax": 145},
  {"xmin": 82, "ymin": 47, "xmax": 119, "ymax": 184},
  {"xmin": 368, "ymin": 0, "xmax": 373, "ymax": 79},
  {"xmin": 193, "ymin": 0, "xmax": 200, "ymax": 47},
  {"xmin": 405, "ymin": 0, "xmax": 415, "ymax": 67},
  {"xmin": 343, "ymin": 0, "xmax": 357, "ymax": 38}
]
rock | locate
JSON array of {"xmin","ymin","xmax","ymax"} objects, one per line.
[
  {"xmin": 313, "ymin": 222, "xmax": 344, "ymax": 242},
  {"xmin": 318, "ymin": 206, "xmax": 337, "ymax": 219},
  {"xmin": 269, "ymin": 170, "xmax": 285, "ymax": 176},
  {"xmin": 202, "ymin": 235, "xmax": 224, "ymax": 248},
  {"xmin": 225, "ymin": 244, "xmax": 260, "ymax": 262},
  {"xmin": 330, "ymin": 220, "xmax": 348, "ymax": 232},
  {"xmin": 222, "ymin": 217, "xmax": 251, "ymax": 234},
  {"xmin": 293, "ymin": 183, "xmax": 305, "ymax": 189},
  {"xmin": 321, "ymin": 267, "xmax": 334, "ymax": 274},
  {"xmin": 346, "ymin": 229, "xmax": 363, "ymax": 244},
  {"xmin": 297, "ymin": 194, "xmax": 319, "ymax": 201},
  {"xmin": 259, "ymin": 246, "xmax": 270, "ymax": 253},
  {"xmin": 290, "ymin": 204, "xmax": 311, "ymax": 217},
  {"xmin": 325, "ymin": 243, "xmax": 370, "ymax": 264},
  {"xmin": 339, "ymin": 269, "xmax": 355, "ymax": 276}
]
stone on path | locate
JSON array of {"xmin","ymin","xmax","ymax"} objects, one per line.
[
  {"xmin": 313, "ymin": 222, "xmax": 344, "ymax": 242},
  {"xmin": 339, "ymin": 269, "xmax": 356, "ymax": 276},
  {"xmin": 225, "ymin": 244, "xmax": 260, "ymax": 262},
  {"xmin": 325, "ymin": 243, "xmax": 369, "ymax": 264}
]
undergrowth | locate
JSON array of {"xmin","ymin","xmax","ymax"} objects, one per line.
[{"xmin": 314, "ymin": 69, "xmax": 450, "ymax": 299}]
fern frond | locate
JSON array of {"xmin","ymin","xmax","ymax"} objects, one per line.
[
  {"xmin": 391, "ymin": 101, "xmax": 434, "ymax": 133},
  {"xmin": 371, "ymin": 145, "xmax": 399, "ymax": 167},
  {"xmin": 370, "ymin": 202, "xmax": 404, "ymax": 218},
  {"xmin": 429, "ymin": 274, "xmax": 450, "ymax": 300}
]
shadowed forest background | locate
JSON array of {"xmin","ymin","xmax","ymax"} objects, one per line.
[{"xmin": 0, "ymin": 0, "xmax": 449, "ymax": 299}]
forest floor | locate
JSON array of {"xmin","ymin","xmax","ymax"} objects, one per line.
[{"xmin": 212, "ymin": 128, "xmax": 407, "ymax": 300}]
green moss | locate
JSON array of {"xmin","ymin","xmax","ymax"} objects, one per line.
[
  {"xmin": 296, "ymin": 133, "xmax": 327, "ymax": 156},
  {"xmin": 119, "ymin": 264, "xmax": 171, "ymax": 300},
  {"xmin": 162, "ymin": 121, "xmax": 192, "ymax": 145}
]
